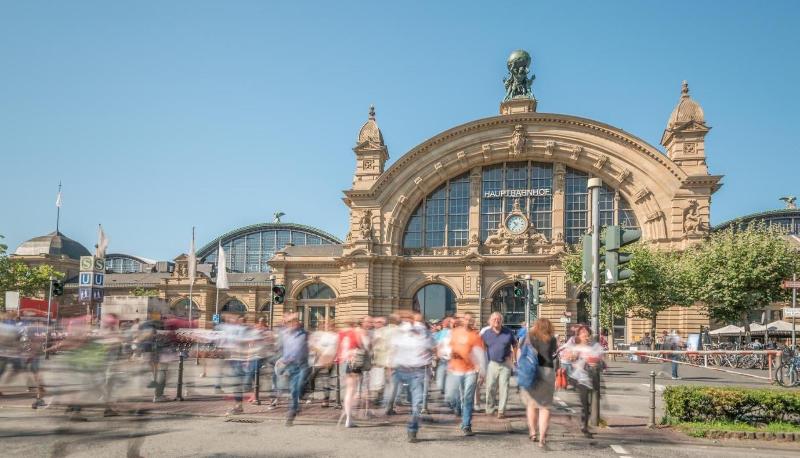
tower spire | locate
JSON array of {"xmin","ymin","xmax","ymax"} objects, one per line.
[{"xmin": 55, "ymin": 181, "xmax": 62, "ymax": 233}]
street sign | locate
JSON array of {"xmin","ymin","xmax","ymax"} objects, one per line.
[
  {"xmin": 782, "ymin": 280, "xmax": 800, "ymax": 289},
  {"xmin": 80, "ymin": 256, "xmax": 94, "ymax": 271},
  {"xmin": 212, "ymin": 314, "xmax": 221, "ymax": 324},
  {"xmin": 78, "ymin": 287, "xmax": 92, "ymax": 304},
  {"xmin": 79, "ymin": 272, "xmax": 92, "ymax": 286},
  {"xmin": 784, "ymin": 308, "xmax": 800, "ymax": 318},
  {"xmin": 93, "ymin": 273, "xmax": 104, "ymax": 287},
  {"xmin": 4, "ymin": 291, "xmax": 19, "ymax": 311},
  {"xmin": 560, "ymin": 316, "xmax": 572, "ymax": 323},
  {"xmin": 91, "ymin": 288, "xmax": 104, "ymax": 302}
]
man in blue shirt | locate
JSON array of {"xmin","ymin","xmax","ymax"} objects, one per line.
[
  {"xmin": 278, "ymin": 312, "xmax": 308, "ymax": 426},
  {"xmin": 481, "ymin": 312, "xmax": 517, "ymax": 418}
]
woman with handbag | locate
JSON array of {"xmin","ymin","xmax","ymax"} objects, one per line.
[
  {"xmin": 341, "ymin": 317, "xmax": 371, "ymax": 428},
  {"xmin": 519, "ymin": 318, "xmax": 557, "ymax": 448}
]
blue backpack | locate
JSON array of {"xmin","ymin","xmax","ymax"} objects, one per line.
[{"xmin": 517, "ymin": 335, "xmax": 539, "ymax": 390}]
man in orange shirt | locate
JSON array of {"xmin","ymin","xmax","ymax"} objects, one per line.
[{"xmin": 446, "ymin": 313, "xmax": 486, "ymax": 436}]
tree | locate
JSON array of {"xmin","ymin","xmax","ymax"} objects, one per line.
[
  {"xmin": 562, "ymin": 242, "xmax": 692, "ymax": 349},
  {"xmin": 0, "ymin": 234, "xmax": 63, "ymax": 309},
  {"xmin": 685, "ymin": 223, "xmax": 800, "ymax": 335},
  {"xmin": 130, "ymin": 287, "xmax": 159, "ymax": 297}
]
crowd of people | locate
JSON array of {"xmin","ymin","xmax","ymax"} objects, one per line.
[{"xmin": 0, "ymin": 310, "xmax": 607, "ymax": 445}]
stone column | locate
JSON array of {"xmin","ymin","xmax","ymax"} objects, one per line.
[
  {"xmin": 468, "ymin": 167, "xmax": 482, "ymax": 242},
  {"xmin": 552, "ymin": 163, "xmax": 566, "ymax": 240}
]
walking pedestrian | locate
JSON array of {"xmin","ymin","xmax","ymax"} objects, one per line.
[
  {"xmin": 341, "ymin": 318, "xmax": 370, "ymax": 428},
  {"xmin": 481, "ymin": 312, "xmax": 516, "ymax": 419},
  {"xmin": 434, "ymin": 317, "xmax": 453, "ymax": 396},
  {"xmin": 446, "ymin": 313, "xmax": 486, "ymax": 436},
  {"xmin": 520, "ymin": 318, "xmax": 557, "ymax": 448},
  {"xmin": 307, "ymin": 320, "xmax": 338, "ymax": 407},
  {"xmin": 388, "ymin": 312, "xmax": 435, "ymax": 443},
  {"xmin": 559, "ymin": 325, "xmax": 603, "ymax": 437},
  {"xmin": 278, "ymin": 313, "xmax": 309, "ymax": 426}
]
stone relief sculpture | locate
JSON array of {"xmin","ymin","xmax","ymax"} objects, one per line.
[
  {"xmin": 503, "ymin": 49, "xmax": 535, "ymax": 101},
  {"xmin": 359, "ymin": 210, "xmax": 373, "ymax": 240},
  {"xmin": 682, "ymin": 200, "xmax": 708, "ymax": 235},
  {"xmin": 483, "ymin": 225, "xmax": 550, "ymax": 255},
  {"xmin": 510, "ymin": 124, "xmax": 526, "ymax": 156}
]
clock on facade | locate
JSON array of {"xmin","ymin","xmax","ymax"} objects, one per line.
[{"xmin": 505, "ymin": 214, "xmax": 529, "ymax": 235}]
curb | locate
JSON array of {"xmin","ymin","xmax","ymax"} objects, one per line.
[{"xmin": 705, "ymin": 430, "xmax": 799, "ymax": 441}]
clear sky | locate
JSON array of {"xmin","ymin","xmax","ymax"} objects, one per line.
[{"xmin": 1, "ymin": 1, "xmax": 798, "ymax": 260}]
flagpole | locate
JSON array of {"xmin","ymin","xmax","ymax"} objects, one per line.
[
  {"xmin": 56, "ymin": 182, "xmax": 62, "ymax": 233},
  {"xmin": 188, "ymin": 227, "xmax": 195, "ymax": 329},
  {"xmin": 215, "ymin": 242, "xmax": 221, "ymax": 316}
]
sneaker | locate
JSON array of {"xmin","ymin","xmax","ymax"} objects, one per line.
[
  {"xmin": 285, "ymin": 416, "xmax": 294, "ymax": 427},
  {"xmin": 152, "ymin": 395, "xmax": 169, "ymax": 403},
  {"xmin": 672, "ymin": 376, "xmax": 681, "ymax": 380},
  {"xmin": 407, "ymin": 431, "xmax": 418, "ymax": 443},
  {"xmin": 497, "ymin": 412, "xmax": 505, "ymax": 419},
  {"xmin": 226, "ymin": 406, "xmax": 244, "ymax": 416},
  {"xmin": 461, "ymin": 426, "xmax": 475, "ymax": 436},
  {"xmin": 345, "ymin": 418, "xmax": 357, "ymax": 428}
]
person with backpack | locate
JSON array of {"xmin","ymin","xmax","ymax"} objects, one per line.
[
  {"xmin": 341, "ymin": 317, "xmax": 371, "ymax": 428},
  {"xmin": 519, "ymin": 318, "xmax": 557, "ymax": 448}
]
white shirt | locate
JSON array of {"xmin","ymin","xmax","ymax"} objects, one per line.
[{"xmin": 389, "ymin": 322, "xmax": 434, "ymax": 368}]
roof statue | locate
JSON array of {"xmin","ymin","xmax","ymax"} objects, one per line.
[
  {"xmin": 780, "ymin": 196, "xmax": 797, "ymax": 209},
  {"xmin": 503, "ymin": 49, "xmax": 535, "ymax": 102},
  {"xmin": 273, "ymin": 211, "xmax": 286, "ymax": 223}
]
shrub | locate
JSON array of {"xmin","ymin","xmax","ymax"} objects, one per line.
[{"xmin": 663, "ymin": 386, "xmax": 800, "ymax": 425}]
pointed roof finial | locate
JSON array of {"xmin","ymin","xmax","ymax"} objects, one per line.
[
  {"xmin": 681, "ymin": 80, "xmax": 689, "ymax": 98},
  {"xmin": 368, "ymin": 104, "xmax": 376, "ymax": 120}
]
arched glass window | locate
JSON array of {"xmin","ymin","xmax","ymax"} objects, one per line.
[
  {"xmin": 106, "ymin": 256, "xmax": 145, "ymax": 273},
  {"xmin": 298, "ymin": 283, "xmax": 336, "ymax": 300},
  {"xmin": 221, "ymin": 299, "xmax": 247, "ymax": 314},
  {"xmin": 480, "ymin": 162, "xmax": 553, "ymax": 242},
  {"xmin": 491, "ymin": 284, "xmax": 528, "ymax": 327},
  {"xmin": 412, "ymin": 284, "xmax": 456, "ymax": 322},
  {"xmin": 402, "ymin": 173, "xmax": 470, "ymax": 254},
  {"xmin": 171, "ymin": 298, "xmax": 200, "ymax": 318},
  {"xmin": 260, "ymin": 301, "xmax": 272, "ymax": 313},
  {"xmin": 563, "ymin": 167, "xmax": 639, "ymax": 244}
]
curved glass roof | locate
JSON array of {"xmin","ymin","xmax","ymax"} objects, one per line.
[
  {"xmin": 197, "ymin": 222, "xmax": 342, "ymax": 273},
  {"xmin": 714, "ymin": 209, "xmax": 800, "ymax": 235}
]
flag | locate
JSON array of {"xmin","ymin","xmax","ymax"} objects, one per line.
[
  {"xmin": 96, "ymin": 224, "xmax": 109, "ymax": 259},
  {"xmin": 55, "ymin": 190, "xmax": 62, "ymax": 208},
  {"xmin": 216, "ymin": 242, "xmax": 229, "ymax": 290},
  {"xmin": 188, "ymin": 227, "xmax": 196, "ymax": 285}
]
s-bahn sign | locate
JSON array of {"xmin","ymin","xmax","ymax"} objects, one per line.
[{"xmin": 483, "ymin": 188, "xmax": 552, "ymax": 199}]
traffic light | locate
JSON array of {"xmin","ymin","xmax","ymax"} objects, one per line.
[
  {"xmin": 603, "ymin": 225, "xmax": 641, "ymax": 284},
  {"xmin": 52, "ymin": 280, "xmax": 64, "ymax": 297},
  {"xmin": 513, "ymin": 280, "xmax": 525, "ymax": 298},
  {"xmin": 272, "ymin": 285, "xmax": 286, "ymax": 304},
  {"xmin": 531, "ymin": 279, "xmax": 546, "ymax": 305},
  {"xmin": 581, "ymin": 234, "xmax": 592, "ymax": 283}
]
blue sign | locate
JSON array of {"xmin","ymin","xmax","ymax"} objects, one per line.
[
  {"xmin": 212, "ymin": 314, "xmax": 221, "ymax": 324},
  {"xmin": 78, "ymin": 287, "xmax": 91, "ymax": 303},
  {"xmin": 93, "ymin": 273, "xmax": 104, "ymax": 287},
  {"xmin": 91, "ymin": 288, "xmax": 104, "ymax": 302},
  {"xmin": 79, "ymin": 272, "xmax": 92, "ymax": 286}
]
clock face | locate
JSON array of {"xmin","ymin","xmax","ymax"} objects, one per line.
[{"xmin": 506, "ymin": 214, "xmax": 528, "ymax": 234}]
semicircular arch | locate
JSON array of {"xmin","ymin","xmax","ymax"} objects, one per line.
[{"xmin": 289, "ymin": 279, "xmax": 340, "ymax": 301}]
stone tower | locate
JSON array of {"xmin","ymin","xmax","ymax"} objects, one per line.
[{"xmin": 352, "ymin": 105, "xmax": 389, "ymax": 190}]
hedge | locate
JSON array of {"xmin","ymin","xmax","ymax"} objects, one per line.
[{"xmin": 663, "ymin": 386, "xmax": 800, "ymax": 425}]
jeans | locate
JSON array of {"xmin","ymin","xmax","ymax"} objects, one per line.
[
  {"xmin": 392, "ymin": 368, "xmax": 425, "ymax": 432},
  {"xmin": 445, "ymin": 371, "xmax": 478, "ymax": 429},
  {"xmin": 306, "ymin": 365, "xmax": 334, "ymax": 400},
  {"xmin": 229, "ymin": 360, "xmax": 256, "ymax": 403},
  {"xmin": 485, "ymin": 361, "xmax": 511, "ymax": 414},
  {"xmin": 285, "ymin": 363, "xmax": 308, "ymax": 417},
  {"xmin": 671, "ymin": 355, "xmax": 679, "ymax": 378},
  {"xmin": 435, "ymin": 359, "xmax": 449, "ymax": 394}
]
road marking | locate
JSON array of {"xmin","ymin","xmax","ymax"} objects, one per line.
[
  {"xmin": 610, "ymin": 444, "xmax": 629, "ymax": 454},
  {"xmin": 552, "ymin": 396, "xmax": 575, "ymax": 413},
  {"xmin": 640, "ymin": 383, "xmax": 665, "ymax": 391}
]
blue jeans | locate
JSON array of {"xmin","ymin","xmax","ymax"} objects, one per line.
[
  {"xmin": 285, "ymin": 363, "xmax": 308, "ymax": 416},
  {"xmin": 229, "ymin": 360, "xmax": 256, "ymax": 403},
  {"xmin": 445, "ymin": 371, "xmax": 478, "ymax": 429},
  {"xmin": 671, "ymin": 356, "xmax": 679, "ymax": 378},
  {"xmin": 392, "ymin": 368, "xmax": 425, "ymax": 432},
  {"xmin": 435, "ymin": 359, "xmax": 449, "ymax": 394}
]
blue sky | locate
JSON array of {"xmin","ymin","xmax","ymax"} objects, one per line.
[{"xmin": 1, "ymin": 1, "xmax": 798, "ymax": 259}]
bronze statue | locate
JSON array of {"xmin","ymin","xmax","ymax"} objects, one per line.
[{"xmin": 503, "ymin": 49, "xmax": 535, "ymax": 101}]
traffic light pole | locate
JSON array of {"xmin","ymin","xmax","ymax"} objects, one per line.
[
  {"xmin": 587, "ymin": 177, "xmax": 602, "ymax": 428},
  {"xmin": 45, "ymin": 276, "xmax": 53, "ymax": 360}
]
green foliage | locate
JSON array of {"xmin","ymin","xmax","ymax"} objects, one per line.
[
  {"xmin": 684, "ymin": 223, "xmax": 800, "ymax": 328},
  {"xmin": 663, "ymin": 385, "xmax": 800, "ymax": 425},
  {"xmin": 130, "ymin": 287, "xmax": 159, "ymax": 297},
  {"xmin": 0, "ymin": 234, "xmax": 63, "ymax": 308},
  {"xmin": 672, "ymin": 420, "xmax": 800, "ymax": 436}
]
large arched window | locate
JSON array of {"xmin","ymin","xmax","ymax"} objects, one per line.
[
  {"xmin": 491, "ymin": 284, "xmax": 528, "ymax": 327},
  {"xmin": 296, "ymin": 283, "xmax": 336, "ymax": 330},
  {"xmin": 564, "ymin": 167, "xmax": 639, "ymax": 244},
  {"xmin": 221, "ymin": 299, "xmax": 247, "ymax": 314},
  {"xmin": 171, "ymin": 298, "xmax": 201, "ymax": 318},
  {"xmin": 412, "ymin": 284, "xmax": 457, "ymax": 322},
  {"xmin": 402, "ymin": 173, "xmax": 470, "ymax": 254},
  {"xmin": 480, "ymin": 162, "xmax": 554, "ymax": 242}
]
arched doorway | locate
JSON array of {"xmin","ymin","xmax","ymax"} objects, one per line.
[
  {"xmin": 295, "ymin": 283, "xmax": 335, "ymax": 330},
  {"xmin": 491, "ymin": 284, "xmax": 528, "ymax": 327},
  {"xmin": 412, "ymin": 284, "xmax": 456, "ymax": 322},
  {"xmin": 171, "ymin": 298, "xmax": 201, "ymax": 318},
  {"xmin": 221, "ymin": 298, "xmax": 247, "ymax": 314}
]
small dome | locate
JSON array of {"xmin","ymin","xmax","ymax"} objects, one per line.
[
  {"xmin": 667, "ymin": 81, "xmax": 705, "ymax": 129},
  {"xmin": 14, "ymin": 231, "xmax": 91, "ymax": 260},
  {"xmin": 356, "ymin": 105, "xmax": 384, "ymax": 147}
]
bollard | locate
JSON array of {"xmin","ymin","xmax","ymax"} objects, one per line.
[
  {"xmin": 254, "ymin": 361, "xmax": 262, "ymax": 405},
  {"xmin": 590, "ymin": 369, "xmax": 600, "ymax": 427},
  {"xmin": 176, "ymin": 351, "xmax": 186, "ymax": 401},
  {"xmin": 335, "ymin": 362, "xmax": 342, "ymax": 409},
  {"xmin": 648, "ymin": 370, "xmax": 656, "ymax": 428}
]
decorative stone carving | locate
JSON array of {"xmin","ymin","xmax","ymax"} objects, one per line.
[
  {"xmin": 544, "ymin": 140, "xmax": 556, "ymax": 156},
  {"xmin": 359, "ymin": 210, "xmax": 373, "ymax": 240},
  {"xmin": 634, "ymin": 186, "xmax": 652, "ymax": 203},
  {"xmin": 413, "ymin": 176, "xmax": 423, "ymax": 187},
  {"xmin": 570, "ymin": 146, "xmax": 583, "ymax": 161},
  {"xmin": 483, "ymin": 225, "xmax": 550, "ymax": 256},
  {"xmin": 646, "ymin": 210, "xmax": 664, "ymax": 223},
  {"xmin": 683, "ymin": 200, "xmax": 708, "ymax": 235},
  {"xmin": 457, "ymin": 150, "xmax": 466, "ymax": 161},
  {"xmin": 363, "ymin": 159, "xmax": 374, "ymax": 170},
  {"xmin": 616, "ymin": 168, "xmax": 631, "ymax": 184},
  {"xmin": 510, "ymin": 124, "xmax": 526, "ymax": 156},
  {"xmin": 684, "ymin": 143, "xmax": 696, "ymax": 155},
  {"xmin": 482, "ymin": 144, "xmax": 493, "ymax": 161},
  {"xmin": 594, "ymin": 154, "xmax": 608, "ymax": 170}
]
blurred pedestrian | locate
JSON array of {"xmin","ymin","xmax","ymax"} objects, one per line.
[
  {"xmin": 307, "ymin": 320, "xmax": 338, "ymax": 407},
  {"xmin": 279, "ymin": 313, "xmax": 308, "ymax": 426},
  {"xmin": 481, "ymin": 312, "xmax": 516, "ymax": 419},
  {"xmin": 559, "ymin": 325, "xmax": 603, "ymax": 438},
  {"xmin": 520, "ymin": 318, "xmax": 557, "ymax": 448},
  {"xmin": 446, "ymin": 313, "xmax": 486, "ymax": 436}
]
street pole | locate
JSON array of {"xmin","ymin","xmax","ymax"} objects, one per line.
[
  {"xmin": 522, "ymin": 274, "xmax": 531, "ymax": 330},
  {"xmin": 45, "ymin": 276, "xmax": 53, "ymax": 360},
  {"xmin": 587, "ymin": 177, "xmax": 602, "ymax": 428},
  {"xmin": 793, "ymin": 273, "xmax": 797, "ymax": 348},
  {"xmin": 588, "ymin": 178, "xmax": 601, "ymax": 337}
]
